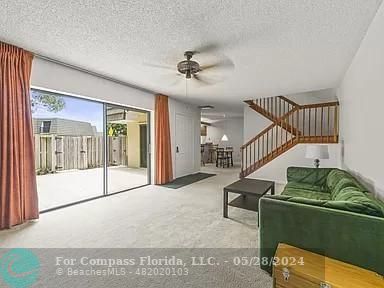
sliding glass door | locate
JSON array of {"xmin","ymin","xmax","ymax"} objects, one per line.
[
  {"xmin": 31, "ymin": 89, "xmax": 104, "ymax": 210},
  {"xmin": 106, "ymin": 105, "xmax": 149, "ymax": 194},
  {"xmin": 31, "ymin": 89, "xmax": 150, "ymax": 211}
]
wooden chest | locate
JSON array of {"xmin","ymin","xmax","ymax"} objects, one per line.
[{"xmin": 273, "ymin": 243, "xmax": 384, "ymax": 288}]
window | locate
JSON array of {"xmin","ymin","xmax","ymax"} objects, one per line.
[{"xmin": 40, "ymin": 121, "xmax": 51, "ymax": 133}]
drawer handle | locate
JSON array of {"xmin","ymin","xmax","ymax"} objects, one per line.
[
  {"xmin": 282, "ymin": 267, "xmax": 290, "ymax": 281},
  {"xmin": 320, "ymin": 282, "xmax": 332, "ymax": 288}
]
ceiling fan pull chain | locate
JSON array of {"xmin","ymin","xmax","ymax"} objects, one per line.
[{"xmin": 185, "ymin": 77, "xmax": 188, "ymax": 98}]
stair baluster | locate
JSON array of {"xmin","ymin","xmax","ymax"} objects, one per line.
[{"xmin": 241, "ymin": 97, "xmax": 339, "ymax": 178}]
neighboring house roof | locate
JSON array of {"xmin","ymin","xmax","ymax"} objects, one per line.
[{"xmin": 33, "ymin": 118, "xmax": 97, "ymax": 136}]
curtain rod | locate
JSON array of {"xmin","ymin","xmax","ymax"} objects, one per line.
[{"xmin": 34, "ymin": 53, "xmax": 156, "ymax": 95}]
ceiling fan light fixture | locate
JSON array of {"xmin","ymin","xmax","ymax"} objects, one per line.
[{"xmin": 177, "ymin": 58, "xmax": 200, "ymax": 78}]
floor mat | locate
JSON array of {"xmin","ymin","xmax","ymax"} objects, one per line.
[{"xmin": 160, "ymin": 172, "xmax": 216, "ymax": 189}]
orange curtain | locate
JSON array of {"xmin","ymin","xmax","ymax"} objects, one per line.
[
  {"xmin": 0, "ymin": 42, "xmax": 39, "ymax": 229},
  {"xmin": 155, "ymin": 94, "xmax": 173, "ymax": 184}
]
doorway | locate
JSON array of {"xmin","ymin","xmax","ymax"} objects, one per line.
[{"xmin": 106, "ymin": 105, "xmax": 150, "ymax": 194}]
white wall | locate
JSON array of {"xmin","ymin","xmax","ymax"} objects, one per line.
[
  {"xmin": 32, "ymin": 58, "xmax": 154, "ymax": 111},
  {"xmin": 202, "ymin": 118, "xmax": 244, "ymax": 163},
  {"xmin": 243, "ymin": 106, "xmax": 270, "ymax": 143},
  {"xmin": 126, "ymin": 122, "xmax": 140, "ymax": 168},
  {"xmin": 168, "ymin": 98, "xmax": 201, "ymax": 178},
  {"xmin": 288, "ymin": 88, "xmax": 337, "ymax": 104},
  {"xmin": 247, "ymin": 144, "xmax": 340, "ymax": 184},
  {"xmin": 337, "ymin": 2, "xmax": 384, "ymax": 198},
  {"xmin": 31, "ymin": 58, "xmax": 200, "ymax": 182}
]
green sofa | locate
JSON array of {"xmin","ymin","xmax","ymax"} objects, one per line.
[{"xmin": 259, "ymin": 167, "xmax": 384, "ymax": 275}]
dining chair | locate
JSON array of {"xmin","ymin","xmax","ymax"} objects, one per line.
[
  {"xmin": 209, "ymin": 144, "xmax": 218, "ymax": 163},
  {"xmin": 225, "ymin": 146, "xmax": 234, "ymax": 167},
  {"xmin": 216, "ymin": 147, "xmax": 227, "ymax": 168}
]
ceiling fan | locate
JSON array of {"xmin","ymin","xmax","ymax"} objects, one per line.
[{"xmin": 144, "ymin": 47, "xmax": 234, "ymax": 85}]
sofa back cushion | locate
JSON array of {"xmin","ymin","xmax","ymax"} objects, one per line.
[
  {"xmin": 327, "ymin": 187, "xmax": 384, "ymax": 217},
  {"xmin": 327, "ymin": 169, "xmax": 367, "ymax": 196},
  {"xmin": 287, "ymin": 167, "xmax": 333, "ymax": 188},
  {"xmin": 331, "ymin": 178, "xmax": 360, "ymax": 199}
]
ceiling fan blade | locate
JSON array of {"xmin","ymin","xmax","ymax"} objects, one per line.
[
  {"xmin": 192, "ymin": 37, "xmax": 243, "ymax": 54},
  {"xmin": 143, "ymin": 62, "xmax": 175, "ymax": 70},
  {"xmin": 200, "ymin": 57, "xmax": 234, "ymax": 71},
  {"xmin": 193, "ymin": 74, "xmax": 216, "ymax": 85},
  {"xmin": 192, "ymin": 42, "xmax": 221, "ymax": 54},
  {"xmin": 158, "ymin": 73, "xmax": 185, "ymax": 86}
]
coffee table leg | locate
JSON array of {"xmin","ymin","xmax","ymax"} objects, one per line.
[
  {"xmin": 271, "ymin": 184, "xmax": 275, "ymax": 195},
  {"xmin": 223, "ymin": 189, "xmax": 228, "ymax": 218}
]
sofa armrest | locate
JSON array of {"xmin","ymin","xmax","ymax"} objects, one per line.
[
  {"xmin": 259, "ymin": 197, "xmax": 384, "ymax": 275},
  {"xmin": 287, "ymin": 166, "xmax": 333, "ymax": 186}
]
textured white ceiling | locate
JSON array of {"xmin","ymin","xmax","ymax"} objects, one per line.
[{"xmin": 0, "ymin": 0, "xmax": 382, "ymax": 113}]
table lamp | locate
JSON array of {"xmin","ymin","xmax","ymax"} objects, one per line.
[{"xmin": 305, "ymin": 145, "xmax": 329, "ymax": 168}]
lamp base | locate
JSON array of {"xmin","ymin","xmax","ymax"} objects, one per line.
[{"xmin": 314, "ymin": 159, "xmax": 320, "ymax": 168}]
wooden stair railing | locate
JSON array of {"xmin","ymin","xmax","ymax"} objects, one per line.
[
  {"xmin": 245, "ymin": 96, "xmax": 301, "ymax": 136},
  {"xmin": 240, "ymin": 100, "xmax": 339, "ymax": 178},
  {"xmin": 240, "ymin": 108, "xmax": 299, "ymax": 178}
]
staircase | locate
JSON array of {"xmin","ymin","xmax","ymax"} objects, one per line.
[{"xmin": 240, "ymin": 96, "xmax": 339, "ymax": 178}]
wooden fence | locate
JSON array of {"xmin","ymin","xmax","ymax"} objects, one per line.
[{"xmin": 34, "ymin": 134, "xmax": 127, "ymax": 173}]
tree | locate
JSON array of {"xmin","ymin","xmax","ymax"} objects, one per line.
[
  {"xmin": 31, "ymin": 90, "xmax": 65, "ymax": 113},
  {"xmin": 107, "ymin": 123, "xmax": 127, "ymax": 136}
]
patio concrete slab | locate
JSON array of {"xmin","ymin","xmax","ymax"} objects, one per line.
[{"xmin": 37, "ymin": 166, "xmax": 147, "ymax": 210}]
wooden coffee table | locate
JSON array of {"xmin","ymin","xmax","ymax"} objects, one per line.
[{"xmin": 223, "ymin": 178, "xmax": 275, "ymax": 224}]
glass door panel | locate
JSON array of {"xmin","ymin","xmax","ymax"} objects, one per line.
[
  {"xmin": 31, "ymin": 89, "xmax": 104, "ymax": 210},
  {"xmin": 106, "ymin": 105, "xmax": 149, "ymax": 194}
]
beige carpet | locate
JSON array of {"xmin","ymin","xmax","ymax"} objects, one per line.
[{"xmin": 0, "ymin": 165, "xmax": 275, "ymax": 287}]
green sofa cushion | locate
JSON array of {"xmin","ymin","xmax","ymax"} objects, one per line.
[
  {"xmin": 331, "ymin": 177, "xmax": 361, "ymax": 199},
  {"xmin": 326, "ymin": 169, "xmax": 368, "ymax": 194},
  {"xmin": 270, "ymin": 192, "xmax": 383, "ymax": 218},
  {"xmin": 327, "ymin": 187, "xmax": 384, "ymax": 217},
  {"xmin": 287, "ymin": 167, "xmax": 332, "ymax": 188},
  {"xmin": 285, "ymin": 181, "xmax": 328, "ymax": 193},
  {"xmin": 327, "ymin": 169, "xmax": 351, "ymax": 191},
  {"xmin": 265, "ymin": 195, "xmax": 329, "ymax": 206},
  {"xmin": 282, "ymin": 187, "xmax": 331, "ymax": 200},
  {"xmin": 283, "ymin": 196, "xmax": 328, "ymax": 206},
  {"xmin": 280, "ymin": 167, "xmax": 383, "ymax": 218}
]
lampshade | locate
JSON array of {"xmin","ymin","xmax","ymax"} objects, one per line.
[
  {"xmin": 221, "ymin": 134, "xmax": 229, "ymax": 141},
  {"xmin": 305, "ymin": 145, "xmax": 329, "ymax": 159}
]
